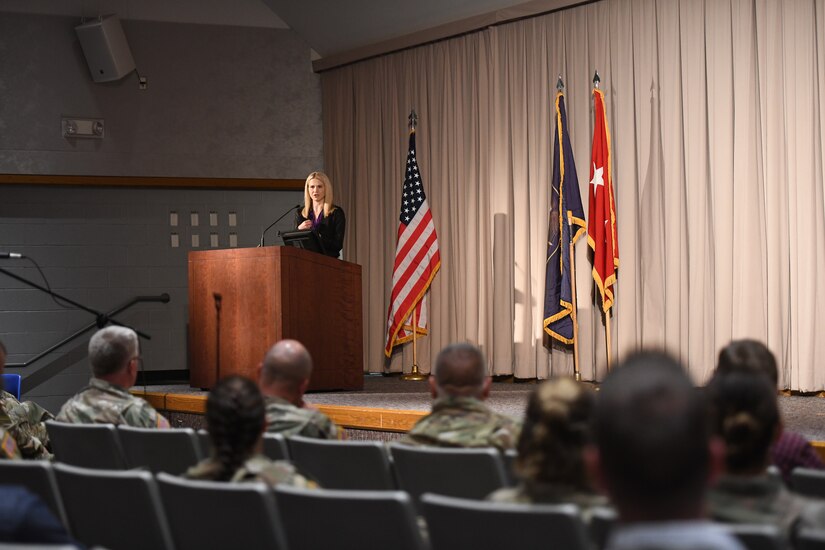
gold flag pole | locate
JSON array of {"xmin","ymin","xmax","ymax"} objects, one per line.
[
  {"xmin": 569, "ymin": 231, "xmax": 581, "ymax": 381},
  {"xmin": 604, "ymin": 310, "xmax": 612, "ymax": 371},
  {"xmin": 401, "ymin": 308, "xmax": 427, "ymax": 381}
]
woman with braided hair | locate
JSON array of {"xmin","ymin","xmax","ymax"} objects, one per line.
[
  {"xmin": 185, "ymin": 375, "xmax": 314, "ymax": 487},
  {"xmin": 707, "ymin": 369, "xmax": 825, "ymax": 544},
  {"xmin": 487, "ymin": 377, "xmax": 607, "ymax": 512}
]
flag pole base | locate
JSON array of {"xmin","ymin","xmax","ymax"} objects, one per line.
[
  {"xmin": 401, "ymin": 363, "xmax": 428, "ymax": 381},
  {"xmin": 574, "ymin": 371, "xmax": 582, "ymax": 382}
]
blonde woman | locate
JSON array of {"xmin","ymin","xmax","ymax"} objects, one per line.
[{"xmin": 295, "ymin": 171, "xmax": 346, "ymax": 258}]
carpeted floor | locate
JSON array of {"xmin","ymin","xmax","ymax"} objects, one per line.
[{"xmin": 142, "ymin": 374, "xmax": 825, "ymax": 441}]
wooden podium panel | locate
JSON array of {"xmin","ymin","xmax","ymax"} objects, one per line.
[{"xmin": 188, "ymin": 246, "xmax": 363, "ymax": 391}]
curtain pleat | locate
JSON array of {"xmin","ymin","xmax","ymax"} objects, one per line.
[{"xmin": 322, "ymin": 0, "xmax": 825, "ymax": 391}]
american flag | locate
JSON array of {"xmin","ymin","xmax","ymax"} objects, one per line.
[{"xmin": 384, "ymin": 128, "xmax": 441, "ymax": 357}]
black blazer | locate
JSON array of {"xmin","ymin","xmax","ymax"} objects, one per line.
[{"xmin": 294, "ymin": 205, "xmax": 346, "ymax": 258}]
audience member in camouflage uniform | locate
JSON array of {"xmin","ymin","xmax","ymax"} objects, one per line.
[
  {"xmin": 401, "ymin": 343, "xmax": 521, "ymax": 451},
  {"xmin": 186, "ymin": 375, "xmax": 315, "ymax": 488},
  {"xmin": 488, "ymin": 377, "xmax": 607, "ymax": 514},
  {"xmin": 257, "ymin": 339, "xmax": 339, "ymax": 439},
  {"xmin": 56, "ymin": 326, "xmax": 169, "ymax": 428},
  {"xmin": 707, "ymin": 369, "xmax": 825, "ymax": 545},
  {"xmin": 0, "ymin": 340, "xmax": 53, "ymax": 459},
  {"xmin": 590, "ymin": 352, "xmax": 745, "ymax": 550}
]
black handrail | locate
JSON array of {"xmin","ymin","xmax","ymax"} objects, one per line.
[{"xmin": 4, "ymin": 293, "xmax": 170, "ymax": 369}]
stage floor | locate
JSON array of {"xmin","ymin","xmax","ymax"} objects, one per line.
[{"xmin": 137, "ymin": 374, "xmax": 825, "ymax": 441}]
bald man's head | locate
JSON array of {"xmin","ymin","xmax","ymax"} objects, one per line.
[
  {"xmin": 432, "ymin": 343, "xmax": 488, "ymax": 398},
  {"xmin": 259, "ymin": 340, "xmax": 313, "ymax": 397}
]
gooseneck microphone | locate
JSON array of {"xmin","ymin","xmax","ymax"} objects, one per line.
[
  {"xmin": 258, "ymin": 204, "xmax": 301, "ymax": 247},
  {"xmin": 0, "ymin": 252, "xmax": 23, "ymax": 259}
]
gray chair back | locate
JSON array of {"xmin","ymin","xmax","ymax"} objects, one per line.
[
  {"xmin": 53, "ymin": 463, "xmax": 174, "ymax": 550},
  {"xmin": 503, "ymin": 448, "xmax": 519, "ymax": 486},
  {"xmin": 0, "ymin": 460, "xmax": 68, "ymax": 530},
  {"xmin": 791, "ymin": 467, "xmax": 825, "ymax": 499},
  {"xmin": 197, "ymin": 429, "xmax": 212, "ymax": 457},
  {"xmin": 287, "ymin": 435, "xmax": 395, "ymax": 489},
  {"xmin": 798, "ymin": 528, "xmax": 825, "ymax": 550},
  {"xmin": 45, "ymin": 421, "xmax": 127, "ymax": 470},
  {"xmin": 421, "ymin": 492, "xmax": 591, "ymax": 550},
  {"xmin": 275, "ymin": 485, "xmax": 427, "ymax": 550},
  {"xmin": 0, "ymin": 545, "xmax": 79, "ymax": 550},
  {"xmin": 389, "ymin": 443, "xmax": 507, "ymax": 508},
  {"xmin": 263, "ymin": 433, "xmax": 290, "ymax": 461},
  {"xmin": 156, "ymin": 472, "xmax": 287, "ymax": 550},
  {"xmin": 589, "ymin": 506, "xmax": 618, "ymax": 550},
  {"xmin": 726, "ymin": 524, "xmax": 784, "ymax": 550},
  {"xmin": 118, "ymin": 425, "xmax": 203, "ymax": 474}
]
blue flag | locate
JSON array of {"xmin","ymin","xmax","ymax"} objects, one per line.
[{"xmin": 544, "ymin": 91, "xmax": 586, "ymax": 344}]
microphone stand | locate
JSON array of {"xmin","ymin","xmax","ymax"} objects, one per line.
[
  {"xmin": 259, "ymin": 204, "xmax": 301, "ymax": 247},
  {"xmin": 213, "ymin": 292, "xmax": 222, "ymax": 384}
]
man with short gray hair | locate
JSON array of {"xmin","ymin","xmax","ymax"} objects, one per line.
[
  {"xmin": 57, "ymin": 326, "xmax": 169, "ymax": 428},
  {"xmin": 401, "ymin": 342, "xmax": 520, "ymax": 451},
  {"xmin": 257, "ymin": 339, "xmax": 338, "ymax": 439}
]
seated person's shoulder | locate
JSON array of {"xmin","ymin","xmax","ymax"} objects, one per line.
[{"xmin": 122, "ymin": 397, "xmax": 169, "ymax": 428}]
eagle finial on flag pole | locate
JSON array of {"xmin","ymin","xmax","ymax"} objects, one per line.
[
  {"xmin": 409, "ymin": 109, "xmax": 418, "ymax": 131},
  {"xmin": 556, "ymin": 75, "xmax": 564, "ymax": 91},
  {"xmin": 593, "ymin": 70, "xmax": 601, "ymax": 89}
]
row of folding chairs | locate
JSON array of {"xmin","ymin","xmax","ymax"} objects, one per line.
[
  {"xmin": 0, "ymin": 459, "xmax": 596, "ymax": 550},
  {"xmin": 791, "ymin": 467, "xmax": 825, "ymax": 500},
  {"xmin": 44, "ymin": 420, "xmax": 516, "ymax": 505},
  {"xmin": 7, "ymin": 458, "xmax": 825, "ymax": 550}
]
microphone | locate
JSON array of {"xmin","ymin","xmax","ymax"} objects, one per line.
[
  {"xmin": 0, "ymin": 252, "xmax": 23, "ymax": 259},
  {"xmin": 258, "ymin": 204, "xmax": 301, "ymax": 247}
]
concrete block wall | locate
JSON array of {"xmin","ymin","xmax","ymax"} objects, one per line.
[
  {"xmin": 0, "ymin": 12, "xmax": 323, "ymax": 413},
  {"xmin": 1, "ymin": 185, "xmax": 303, "ymax": 413}
]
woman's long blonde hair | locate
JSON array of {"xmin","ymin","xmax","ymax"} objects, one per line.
[{"xmin": 302, "ymin": 171, "xmax": 336, "ymax": 218}]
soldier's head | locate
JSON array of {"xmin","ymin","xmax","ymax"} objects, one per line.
[
  {"xmin": 707, "ymin": 368, "xmax": 780, "ymax": 475},
  {"xmin": 516, "ymin": 377, "xmax": 596, "ymax": 492},
  {"xmin": 429, "ymin": 343, "xmax": 491, "ymax": 400},
  {"xmin": 88, "ymin": 326, "xmax": 140, "ymax": 387},
  {"xmin": 207, "ymin": 375, "xmax": 266, "ymax": 481},
  {"xmin": 586, "ymin": 350, "xmax": 722, "ymax": 522},
  {"xmin": 258, "ymin": 339, "xmax": 313, "ymax": 405},
  {"xmin": 716, "ymin": 339, "xmax": 778, "ymax": 387}
]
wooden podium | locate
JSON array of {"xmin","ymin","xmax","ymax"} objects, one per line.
[{"xmin": 188, "ymin": 246, "xmax": 363, "ymax": 391}]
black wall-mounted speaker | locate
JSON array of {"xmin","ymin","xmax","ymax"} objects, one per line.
[{"xmin": 75, "ymin": 15, "xmax": 135, "ymax": 83}]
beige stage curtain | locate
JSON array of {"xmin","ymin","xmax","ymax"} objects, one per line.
[{"xmin": 322, "ymin": 0, "xmax": 825, "ymax": 391}]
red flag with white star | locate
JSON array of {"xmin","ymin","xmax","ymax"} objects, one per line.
[{"xmin": 587, "ymin": 88, "xmax": 619, "ymax": 313}]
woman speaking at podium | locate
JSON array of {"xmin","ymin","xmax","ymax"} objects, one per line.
[{"xmin": 294, "ymin": 171, "xmax": 346, "ymax": 258}]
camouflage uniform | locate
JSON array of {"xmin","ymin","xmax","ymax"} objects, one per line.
[
  {"xmin": 264, "ymin": 396, "xmax": 339, "ymax": 439},
  {"xmin": 488, "ymin": 482, "xmax": 609, "ymax": 513},
  {"xmin": 0, "ymin": 427, "xmax": 21, "ymax": 459},
  {"xmin": 0, "ymin": 390, "xmax": 53, "ymax": 459},
  {"xmin": 56, "ymin": 377, "xmax": 169, "ymax": 428},
  {"xmin": 185, "ymin": 454, "xmax": 317, "ymax": 488},
  {"xmin": 709, "ymin": 473, "xmax": 825, "ymax": 542},
  {"xmin": 401, "ymin": 396, "xmax": 521, "ymax": 451}
]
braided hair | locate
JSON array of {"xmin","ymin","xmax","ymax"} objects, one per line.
[
  {"xmin": 515, "ymin": 377, "xmax": 595, "ymax": 492},
  {"xmin": 707, "ymin": 369, "xmax": 779, "ymax": 473},
  {"xmin": 206, "ymin": 375, "xmax": 265, "ymax": 481}
]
